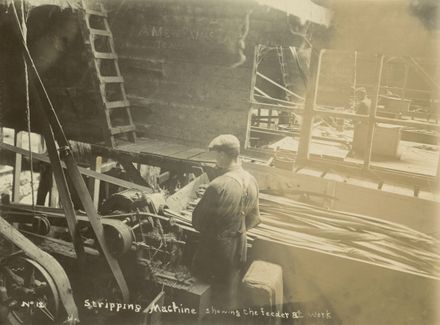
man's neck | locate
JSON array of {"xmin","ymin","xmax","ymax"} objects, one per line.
[{"xmin": 224, "ymin": 160, "xmax": 241, "ymax": 171}]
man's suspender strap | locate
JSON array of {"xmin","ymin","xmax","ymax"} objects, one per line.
[{"xmin": 223, "ymin": 170, "xmax": 249, "ymax": 233}]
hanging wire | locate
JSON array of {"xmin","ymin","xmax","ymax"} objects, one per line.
[{"xmin": 20, "ymin": 0, "xmax": 35, "ymax": 208}]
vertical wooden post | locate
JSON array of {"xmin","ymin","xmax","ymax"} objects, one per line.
[
  {"xmin": 12, "ymin": 131, "xmax": 23, "ymax": 202},
  {"xmin": 402, "ymin": 63, "xmax": 409, "ymax": 100},
  {"xmin": 49, "ymin": 174, "xmax": 59, "ymax": 207},
  {"xmin": 104, "ymin": 182, "xmax": 110, "ymax": 200},
  {"xmin": 268, "ymin": 109, "xmax": 273, "ymax": 128},
  {"xmin": 88, "ymin": 155, "xmax": 102, "ymax": 209},
  {"xmin": 38, "ymin": 134, "xmax": 46, "ymax": 153},
  {"xmin": 249, "ymin": 45, "xmax": 260, "ymax": 104},
  {"xmin": 297, "ymin": 48, "xmax": 323, "ymax": 163},
  {"xmin": 247, "ymin": 45, "xmax": 260, "ymax": 147},
  {"xmin": 436, "ymin": 150, "xmax": 440, "ymax": 191},
  {"xmin": 353, "ymin": 50, "xmax": 358, "ymax": 90},
  {"xmin": 363, "ymin": 54, "xmax": 384, "ymax": 169}
]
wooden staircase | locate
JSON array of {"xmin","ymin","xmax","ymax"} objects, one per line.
[{"xmin": 79, "ymin": 0, "xmax": 136, "ymax": 147}]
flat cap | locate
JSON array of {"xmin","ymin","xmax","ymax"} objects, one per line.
[{"xmin": 208, "ymin": 134, "xmax": 240, "ymax": 156}]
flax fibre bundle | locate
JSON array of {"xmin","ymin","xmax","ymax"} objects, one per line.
[
  {"xmin": 171, "ymin": 191, "xmax": 440, "ymax": 280},
  {"xmin": 249, "ymin": 193, "xmax": 440, "ymax": 280}
]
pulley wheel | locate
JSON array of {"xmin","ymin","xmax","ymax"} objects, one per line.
[
  {"xmin": 31, "ymin": 216, "xmax": 51, "ymax": 236},
  {"xmin": 0, "ymin": 256, "xmax": 60, "ymax": 325},
  {"xmin": 103, "ymin": 219, "xmax": 133, "ymax": 256}
]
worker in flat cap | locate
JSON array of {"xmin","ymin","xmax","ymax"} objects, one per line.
[{"xmin": 192, "ymin": 134, "xmax": 261, "ymax": 310}]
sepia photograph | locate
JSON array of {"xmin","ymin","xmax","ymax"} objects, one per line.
[{"xmin": 0, "ymin": 0, "xmax": 439, "ymax": 324}]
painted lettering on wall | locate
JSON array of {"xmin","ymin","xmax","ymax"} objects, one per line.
[{"xmin": 137, "ymin": 25, "xmax": 229, "ymax": 44}]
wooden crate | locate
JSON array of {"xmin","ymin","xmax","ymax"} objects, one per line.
[
  {"xmin": 241, "ymin": 260, "xmax": 283, "ymax": 324},
  {"xmin": 353, "ymin": 122, "xmax": 402, "ymax": 159}
]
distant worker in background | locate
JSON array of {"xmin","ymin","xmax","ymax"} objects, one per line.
[
  {"xmin": 192, "ymin": 134, "xmax": 261, "ymax": 309},
  {"xmin": 354, "ymin": 87, "xmax": 371, "ymax": 115}
]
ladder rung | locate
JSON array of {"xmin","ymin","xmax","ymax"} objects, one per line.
[
  {"xmin": 105, "ymin": 100, "xmax": 130, "ymax": 109},
  {"xmin": 110, "ymin": 125, "xmax": 136, "ymax": 135},
  {"xmin": 90, "ymin": 28, "xmax": 112, "ymax": 37},
  {"xmin": 85, "ymin": 9, "xmax": 107, "ymax": 17},
  {"xmin": 100, "ymin": 76, "xmax": 124, "ymax": 83},
  {"xmin": 94, "ymin": 52, "xmax": 118, "ymax": 59}
]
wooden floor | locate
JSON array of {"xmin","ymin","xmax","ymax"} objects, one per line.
[
  {"xmin": 103, "ymin": 136, "xmax": 439, "ymax": 200},
  {"xmin": 0, "ymin": 134, "xmax": 438, "ymax": 206},
  {"xmin": 113, "ymin": 136, "xmax": 439, "ymax": 179},
  {"xmin": 114, "ymin": 138, "xmax": 217, "ymax": 162},
  {"xmin": 268, "ymin": 136, "xmax": 439, "ymax": 177}
]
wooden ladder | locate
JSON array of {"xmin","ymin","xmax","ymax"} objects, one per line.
[
  {"xmin": 79, "ymin": 0, "xmax": 136, "ymax": 147},
  {"xmin": 276, "ymin": 46, "xmax": 293, "ymax": 101}
]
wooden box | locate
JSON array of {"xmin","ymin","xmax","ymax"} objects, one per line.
[
  {"xmin": 353, "ymin": 123, "xmax": 402, "ymax": 159},
  {"xmin": 241, "ymin": 260, "xmax": 283, "ymax": 324}
]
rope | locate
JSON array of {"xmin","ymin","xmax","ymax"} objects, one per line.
[{"xmin": 20, "ymin": 0, "xmax": 35, "ymax": 208}]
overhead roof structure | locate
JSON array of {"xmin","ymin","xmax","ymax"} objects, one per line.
[
  {"xmin": 1, "ymin": 0, "xmax": 332, "ymax": 26},
  {"xmin": 1, "ymin": 0, "xmax": 80, "ymax": 8},
  {"xmin": 256, "ymin": 0, "xmax": 332, "ymax": 26}
]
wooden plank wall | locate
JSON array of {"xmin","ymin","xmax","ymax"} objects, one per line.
[{"xmin": 107, "ymin": 0, "xmax": 310, "ymax": 147}]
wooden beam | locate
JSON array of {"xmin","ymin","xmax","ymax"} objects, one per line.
[
  {"xmin": 353, "ymin": 50, "xmax": 358, "ymax": 90},
  {"xmin": 251, "ymin": 101, "xmax": 303, "ymax": 114},
  {"xmin": 248, "ymin": 45, "xmax": 261, "ymax": 138},
  {"xmin": 254, "ymin": 94, "xmax": 302, "ymax": 107},
  {"xmin": 49, "ymin": 174, "xmax": 59, "ymax": 208},
  {"xmin": 93, "ymin": 145, "xmax": 211, "ymax": 174},
  {"xmin": 41, "ymin": 122, "xmax": 86, "ymax": 261},
  {"xmin": 257, "ymin": 71, "xmax": 305, "ymax": 100},
  {"xmin": 118, "ymin": 156, "xmax": 150, "ymax": 187},
  {"xmin": 402, "ymin": 63, "xmax": 409, "ymax": 100},
  {"xmin": 313, "ymin": 109, "xmax": 367, "ymax": 121},
  {"xmin": 374, "ymin": 116, "xmax": 440, "ymax": 131},
  {"xmin": 364, "ymin": 55, "xmax": 385, "ymax": 169},
  {"xmin": 254, "ymin": 87, "xmax": 271, "ymax": 98},
  {"xmin": 89, "ymin": 155, "xmax": 102, "ymax": 209},
  {"xmin": 249, "ymin": 45, "xmax": 259, "ymax": 103},
  {"xmin": 436, "ymin": 151, "xmax": 440, "ymax": 190},
  {"xmin": 0, "ymin": 142, "xmax": 153, "ymax": 193},
  {"xmin": 406, "ymin": 57, "xmax": 439, "ymax": 90},
  {"xmin": 297, "ymin": 48, "xmax": 322, "ymax": 162},
  {"xmin": 250, "ymin": 126, "xmax": 350, "ymax": 145},
  {"xmin": 143, "ymin": 291, "xmax": 165, "ymax": 325}
]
